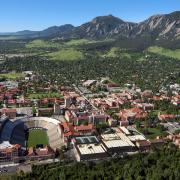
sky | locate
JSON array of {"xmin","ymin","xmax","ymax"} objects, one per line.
[{"xmin": 0, "ymin": 0, "xmax": 179, "ymax": 32}]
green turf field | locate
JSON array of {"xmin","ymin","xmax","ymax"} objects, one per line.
[{"xmin": 28, "ymin": 129, "xmax": 49, "ymax": 148}]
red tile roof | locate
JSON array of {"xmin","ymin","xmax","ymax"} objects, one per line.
[
  {"xmin": 158, "ymin": 114, "xmax": 176, "ymax": 120},
  {"xmin": 75, "ymin": 124, "xmax": 94, "ymax": 131},
  {"xmin": 2, "ymin": 108, "xmax": 17, "ymax": 113}
]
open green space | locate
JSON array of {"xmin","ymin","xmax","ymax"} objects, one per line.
[
  {"xmin": 143, "ymin": 127, "xmax": 168, "ymax": 139},
  {"xmin": 0, "ymin": 72, "xmax": 23, "ymax": 79},
  {"xmin": 148, "ymin": 46, "xmax": 180, "ymax": 60},
  {"xmin": 48, "ymin": 48, "xmax": 84, "ymax": 61},
  {"xmin": 26, "ymin": 39, "xmax": 61, "ymax": 49},
  {"xmin": 105, "ymin": 48, "xmax": 131, "ymax": 58},
  {"xmin": 64, "ymin": 39, "xmax": 97, "ymax": 46},
  {"xmin": 27, "ymin": 129, "xmax": 49, "ymax": 148},
  {"xmin": 27, "ymin": 92, "xmax": 63, "ymax": 99}
]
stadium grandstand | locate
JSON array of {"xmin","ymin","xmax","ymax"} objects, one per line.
[{"xmin": 0, "ymin": 117, "xmax": 63, "ymax": 150}]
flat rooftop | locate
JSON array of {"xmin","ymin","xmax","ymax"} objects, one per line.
[
  {"xmin": 119, "ymin": 127, "xmax": 131, "ymax": 135},
  {"xmin": 77, "ymin": 143, "xmax": 106, "ymax": 155},
  {"xmin": 101, "ymin": 133, "xmax": 120, "ymax": 140},
  {"xmin": 128, "ymin": 135, "xmax": 146, "ymax": 142},
  {"xmin": 101, "ymin": 133, "xmax": 133, "ymax": 148},
  {"xmin": 75, "ymin": 136, "xmax": 99, "ymax": 144},
  {"xmin": 103, "ymin": 139, "xmax": 131, "ymax": 148}
]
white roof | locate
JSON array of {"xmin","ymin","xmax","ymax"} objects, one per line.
[
  {"xmin": 77, "ymin": 143, "xmax": 106, "ymax": 155},
  {"xmin": 103, "ymin": 139, "xmax": 130, "ymax": 148},
  {"xmin": 101, "ymin": 133, "xmax": 120, "ymax": 140},
  {"xmin": 0, "ymin": 141, "xmax": 13, "ymax": 149},
  {"xmin": 128, "ymin": 135, "xmax": 146, "ymax": 141},
  {"xmin": 101, "ymin": 133, "xmax": 133, "ymax": 148},
  {"xmin": 120, "ymin": 127, "xmax": 131, "ymax": 135},
  {"xmin": 117, "ymin": 133, "xmax": 135, "ymax": 147}
]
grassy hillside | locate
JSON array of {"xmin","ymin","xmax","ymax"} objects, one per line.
[
  {"xmin": 48, "ymin": 48, "xmax": 84, "ymax": 61},
  {"xmin": 25, "ymin": 39, "xmax": 87, "ymax": 60},
  {"xmin": 102, "ymin": 47, "xmax": 131, "ymax": 59},
  {"xmin": 64, "ymin": 39, "xmax": 96, "ymax": 46},
  {"xmin": 148, "ymin": 46, "xmax": 180, "ymax": 60},
  {"xmin": 26, "ymin": 39, "xmax": 61, "ymax": 49}
]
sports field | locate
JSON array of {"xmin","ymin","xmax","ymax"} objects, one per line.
[{"xmin": 27, "ymin": 129, "xmax": 49, "ymax": 148}]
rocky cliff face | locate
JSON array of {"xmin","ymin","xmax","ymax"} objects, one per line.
[
  {"xmin": 131, "ymin": 11, "xmax": 180, "ymax": 40},
  {"xmin": 71, "ymin": 15, "xmax": 136, "ymax": 38},
  {"xmin": 6, "ymin": 11, "xmax": 180, "ymax": 40}
]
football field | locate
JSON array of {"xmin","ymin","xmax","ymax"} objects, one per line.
[{"xmin": 27, "ymin": 129, "xmax": 49, "ymax": 148}]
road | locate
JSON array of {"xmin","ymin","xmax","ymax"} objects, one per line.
[
  {"xmin": 0, "ymin": 163, "xmax": 19, "ymax": 174},
  {"xmin": 73, "ymin": 84, "xmax": 99, "ymax": 111}
]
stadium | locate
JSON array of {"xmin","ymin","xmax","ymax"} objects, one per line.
[{"xmin": 0, "ymin": 117, "xmax": 63, "ymax": 150}]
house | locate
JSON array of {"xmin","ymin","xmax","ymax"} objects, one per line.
[
  {"xmin": 74, "ymin": 124, "xmax": 96, "ymax": 135},
  {"xmin": 40, "ymin": 98, "xmax": 64, "ymax": 104},
  {"xmin": 141, "ymin": 90, "xmax": 153, "ymax": 98},
  {"xmin": 7, "ymin": 99, "xmax": 17, "ymax": 106},
  {"xmin": 150, "ymin": 138, "xmax": 164, "ymax": 148},
  {"xmin": 28, "ymin": 146, "xmax": 54, "ymax": 158},
  {"xmin": 167, "ymin": 134, "xmax": 180, "ymax": 148},
  {"xmin": 89, "ymin": 113, "xmax": 108, "ymax": 125},
  {"xmin": 106, "ymin": 83, "xmax": 121, "ymax": 92},
  {"xmin": 119, "ymin": 120, "xmax": 129, "ymax": 127},
  {"xmin": 60, "ymin": 122, "xmax": 96, "ymax": 143},
  {"xmin": 134, "ymin": 103, "xmax": 154, "ymax": 111},
  {"xmin": 108, "ymin": 118, "xmax": 118, "ymax": 127},
  {"xmin": 0, "ymin": 141, "xmax": 21, "ymax": 162},
  {"xmin": 158, "ymin": 114, "xmax": 176, "ymax": 121},
  {"xmin": 1, "ymin": 108, "xmax": 17, "ymax": 119},
  {"xmin": 60, "ymin": 122, "xmax": 80, "ymax": 143},
  {"xmin": 136, "ymin": 140, "xmax": 151, "ymax": 152},
  {"xmin": 64, "ymin": 110, "xmax": 77, "ymax": 122},
  {"xmin": 171, "ymin": 95, "xmax": 180, "ymax": 106},
  {"xmin": 38, "ymin": 108, "xmax": 54, "ymax": 117},
  {"xmin": 0, "ymin": 95, "xmax": 4, "ymax": 102},
  {"xmin": 75, "ymin": 114, "xmax": 90, "ymax": 125},
  {"xmin": 83, "ymin": 80, "xmax": 97, "ymax": 87},
  {"xmin": 119, "ymin": 108, "xmax": 148, "ymax": 122}
]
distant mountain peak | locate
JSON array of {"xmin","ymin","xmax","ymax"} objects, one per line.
[
  {"xmin": 1, "ymin": 11, "xmax": 179, "ymax": 41},
  {"xmin": 91, "ymin": 14, "xmax": 124, "ymax": 24}
]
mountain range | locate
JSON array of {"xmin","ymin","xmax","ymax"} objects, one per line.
[{"xmin": 1, "ymin": 11, "xmax": 179, "ymax": 41}]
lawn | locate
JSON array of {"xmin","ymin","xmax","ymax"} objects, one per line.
[
  {"xmin": 0, "ymin": 72, "xmax": 23, "ymax": 79},
  {"xmin": 48, "ymin": 48, "xmax": 84, "ymax": 61},
  {"xmin": 27, "ymin": 129, "xmax": 49, "ymax": 148},
  {"xmin": 148, "ymin": 46, "xmax": 180, "ymax": 60},
  {"xmin": 144, "ymin": 128, "xmax": 168, "ymax": 139},
  {"xmin": 64, "ymin": 38, "xmax": 96, "ymax": 46},
  {"xmin": 27, "ymin": 92, "xmax": 63, "ymax": 99},
  {"xmin": 26, "ymin": 39, "xmax": 61, "ymax": 49},
  {"xmin": 102, "ymin": 47, "xmax": 131, "ymax": 59}
]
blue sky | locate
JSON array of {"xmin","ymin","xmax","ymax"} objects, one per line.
[{"xmin": 0, "ymin": 0, "xmax": 179, "ymax": 32}]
